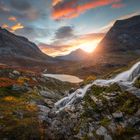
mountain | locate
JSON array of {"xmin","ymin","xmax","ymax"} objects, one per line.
[
  {"xmin": 95, "ymin": 15, "xmax": 140, "ymax": 53},
  {"xmin": 0, "ymin": 27, "xmax": 53, "ymax": 67},
  {"xmin": 56, "ymin": 48, "xmax": 92, "ymax": 61}
]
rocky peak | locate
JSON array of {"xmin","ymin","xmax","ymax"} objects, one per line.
[{"xmin": 95, "ymin": 15, "xmax": 140, "ymax": 53}]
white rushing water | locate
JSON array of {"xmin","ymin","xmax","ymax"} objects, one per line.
[
  {"xmin": 55, "ymin": 61, "xmax": 140, "ymax": 111},
  {"xmin": 44, "ymin": 74, "xmax": 83, "ymax": 83}
]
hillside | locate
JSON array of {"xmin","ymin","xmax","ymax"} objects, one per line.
[
  {"xmin": 0, "ymin": 27, "xmax": 55, "ymax": 69},
  {"xmin": 95, "ymin": 15, "xmax": 140, "ymax": 53},
  {"xmin": 0, "ymin": 60, "xmax": 140, "ymax": 139}
]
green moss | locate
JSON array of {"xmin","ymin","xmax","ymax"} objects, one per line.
[
  {"xmin": 0, "ymin": 87, "xmax": 44, "ymax": 139},
  {"xmin": 100, "ymin": 118, "xmax": 110, "ymax": 126},
  {"xmin": 105, "ymin": 83, "xmax": 121, "ymax": 93},
  {"xmin": 134, "ymin": 76, "xmax": 140, "ymax": 88}
]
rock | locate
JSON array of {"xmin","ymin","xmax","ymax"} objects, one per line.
[
  {"xmin": 13, "ymin": 70, "xmax": 20, "ymax": 75},
  {"xmin": 128, "ymin": 117, "xmax": 140, "ymax": 127},
  {"xmin": 38, "ymin": 105, "xmax": 50, "ymax": 122},
  {"xmin": 96, "ymin": 126, "xmax": 112, "ymax": 140},
  {"xmin": 44, "ymin": 99, "xmax": 54, "ymax": 108},
  {"xmin": 13, "ymin": 111, "xmax": 24, "ymax": 119},
  {"xmin": 135, "ymin": 109, "xmax": 140, "ymax": 117},
  {"xmin": 112, "ymin": 111, "xmax": 123, "ymax": 122},
  {"xmin": 38, "ymin": 105, "xmax": 50, "ymax": 113},
  {"xmin": 9, "ymin": 72, "xmax": 16, "ymax": 78},
  {"xmin": 43, "ymin": 69, "xmax": 48, "ymax": 73},
  {"xmin": 48, "ymin": 111, "xmax": 56, "ymax": 118},
  {"xmin": 108, "ymin": 122, "xmax": 116, "ymax": 133},
  {"xmin": 90, "ymin": 95, "xmax": 103, "ymax": 106},
  {"xmin": 96, "ymin": 126, "xmax": 107, "ymax": 136},
  {"xmin": 104, "ymin": 134, "xmax": 112, "ymax": 140},
  {"xmin": 40, "ymin": 90, "xmax": 61, "ymax": 100},
  {"xmin": 69, "ymin": 88, "xmax": 75, "ymax": 94},
  {"xmin": 12, "ymin": 84, "xmax": 30, "ymax": 92},
  {"xmin": 132, "ymin": 135, "xmax": 140, "ymax": 140}
]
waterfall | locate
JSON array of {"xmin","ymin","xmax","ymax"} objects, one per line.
[
  {"xmin": 55, "ymin": 61, "xmax": 140, "ymax": 111},
  {"xmin": 94, "ymin": 61, "xmax": 140, "ymax": 86}
]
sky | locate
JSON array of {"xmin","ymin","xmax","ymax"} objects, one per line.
[{"xmin": 0, "ymin": 0, "xmax": 140, "ymax": 56}]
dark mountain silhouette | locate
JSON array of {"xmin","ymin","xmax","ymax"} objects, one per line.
[
  {"xmin": 95, "ymin": 15, "xmax": 140, "ymax": 53},
  {"xmin": 0, "ymin": 27, "xmax": 54, "ymax": 68}
]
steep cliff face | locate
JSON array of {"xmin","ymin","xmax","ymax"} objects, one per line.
[
  {"xmin": 96, "ymin": 15, "xmax": 140, "ymax": 53},
  {"xmin": 0, "ymin": 27, "xmax": 53, "ymax": 66}
]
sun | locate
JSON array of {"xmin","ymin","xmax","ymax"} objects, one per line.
[{"xmin": 79, "ymin": 39, "xmax": 101, "ymax": 53}]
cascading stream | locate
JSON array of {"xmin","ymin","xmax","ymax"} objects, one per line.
[{"xmin": 55, "ymin": 61, "xmax": 140, "ymax": 112}]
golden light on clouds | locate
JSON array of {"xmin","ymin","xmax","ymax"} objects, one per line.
[
  {"xmin": 39, "ymin": 33, "xmax": 104, "ymax": 56},
  {"xmin": 2, "ymin": 23, "xmax": 24, "ymax": 32},
  {"xmin": 11, "ymin": 23, "xmax": 24, "ymax": 31},
  {"xmin": 2, "ymin": 24, "xmax": 9, "ymax": 29},
  {"xmin": 52, "ymin": 0, "xmax": 62, "ymax": 6}
]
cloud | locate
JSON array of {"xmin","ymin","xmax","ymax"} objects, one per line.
[
  {"xmin": 39, "ymin": 33, "xmax": 105, "ymax": 56},
  {"xmin": 0, "ymin": 1, "xmax": 11, "ymax": 12},
  {"xmin": 2, "ymin": 24, "xmax": 9, "ymax": 29},
  {"xmin": 52, "ymin": 0, "xmax": 122, "ymax": 20},
  {"xmin": 54, "ymin": 26, "xmax": 75, "ymax": 40},
  {"xmin": 15, "ymin": 26, "xmax": 50, "ymax": 41},
  {"xmin": 112, "ymin": 3, "xmax": 125, "ymax": 8},
  {"xmin": 39, "ymin": 43, "xmax": 73, "ymax": 56},
  {"xmin": 11, "ymin": 23, "xmax": 24, "ymax": 31},
  {"xmin": 10, "ymin": 0, "xmax": 31, "ymax": 11},
  {"xmin": 2, "ymin": 23, "xmax": 24, "ymax": 32},
  {"xmin": 8, "ymin": 16, "xmax": 17, "ymax": 22},
  {"xmin": 52, "ymin": 0, "xmax": 63, "ymax": 6}
]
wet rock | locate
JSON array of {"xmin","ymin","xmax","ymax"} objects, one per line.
[{"xmin": 69, "ymin": 88, "xmax": 75, "ymax": 94}]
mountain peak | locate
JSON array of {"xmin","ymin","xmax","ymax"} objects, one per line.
[
  {"xmin": 56, "ymin": 48, "xmax": 92, "ymax": 61},
  {"xmin": 0, "ymin": 27, "xmax": 53, "ymax": 67},
  {"xmin": 95, "ymin": 15, "xmax": 140, "ymax": 53}
]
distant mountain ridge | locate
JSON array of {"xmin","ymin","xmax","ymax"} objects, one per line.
[{"xmin": 56, "ymin": 48, "xmax": 92, "ymax": 61}]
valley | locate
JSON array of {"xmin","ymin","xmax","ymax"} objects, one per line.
[{"xmin": 0, "ymin": 7, "xmax": 140, "ymax": 140}]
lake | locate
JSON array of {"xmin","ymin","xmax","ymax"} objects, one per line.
[{"xmin": 43, "ymin": 74, "xmax": 83, "ymax": 83}]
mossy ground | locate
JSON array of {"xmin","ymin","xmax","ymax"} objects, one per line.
[{"xmin": 0, "ymin": 86, "xmax": 44, "ymax": 139}]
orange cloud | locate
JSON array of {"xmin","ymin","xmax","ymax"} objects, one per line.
[
  {"xmin": 2, "ymin": 24, "xmax": 9, "ymax": 29},
  {"xmin": 8, "ymin": 16, "xmax": 17, "ymax": 22},
  {"xmin": 2, "ymin": 23, "xmax": 24, "ymax": 32},
  {"xmin": 39, "ymin": 33, "xmax": 105, "ymax": 56},
  {"xmin": 52, "ymin": 0, "xmax": 122, "ymax": 20},
  {"xmin": 11, "ymin": 23, "xmax": 24, "ymax": 31}
]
